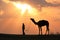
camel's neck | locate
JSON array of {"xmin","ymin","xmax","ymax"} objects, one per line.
[{"xmin": 31, "ymin": 19, "xmax": 37, "ymax": 25}]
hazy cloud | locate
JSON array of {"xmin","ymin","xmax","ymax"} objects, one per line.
[
  {"xmin": 0, "ymin": 0, "xmax": 60, "ymax": 18},
  {"xmin": 0, "ymin": 0, "xmax": 19, "ymax": 18},
  {"xmin": 31, "ymin": 0, "xmax": 60, "ymax": 7},
  {"xmin": 46, "ymin": 0, "xmax": 60, "ymax": 4},
  {"xmin": 10, "ymin": 0, "xmax": 60, "ymax": 7}
]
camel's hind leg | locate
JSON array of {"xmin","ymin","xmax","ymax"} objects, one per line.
[{"xmin": 45, "ymin": 25, "xmax": 49, "ymax": 35}]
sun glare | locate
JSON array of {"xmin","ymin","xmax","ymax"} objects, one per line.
[
  {"xmin": 12, "ymin": 2, "xmax": 38, "ymax": 16},
  {"xmin": 15, "ymin": 3, "xmax": 22, "ymax": 9}
]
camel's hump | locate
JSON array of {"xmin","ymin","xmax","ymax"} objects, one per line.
[{"xmin": 38, "ymin": 20, "xmax": 49, "ymax": 23}]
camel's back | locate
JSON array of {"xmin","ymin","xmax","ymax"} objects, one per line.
[{"xmin": 38, "ymin": 20, "xmax": 49, "ymax": 26}]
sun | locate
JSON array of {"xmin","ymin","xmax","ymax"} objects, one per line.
[
  {"xmin": 12, "ymin": 2, "xmax": 38, "ymax": 16},
  {"xmin": 13, "ymin": 2, "xmax": 32, "ymax": 15}
]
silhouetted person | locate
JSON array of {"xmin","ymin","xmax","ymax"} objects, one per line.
[{"xmin": 22, "ymin": 23, "xmax": 25, "ymax": 35}]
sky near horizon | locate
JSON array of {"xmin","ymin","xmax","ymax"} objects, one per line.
[{"xmin": 0, "ymin": 0, "xmax": 60, "ymax": 35}]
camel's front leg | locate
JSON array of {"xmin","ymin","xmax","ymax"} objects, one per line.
[
  {"xmin": 38, "ymin": 27, "xmax": 40, "ymax": 35},
  {"xmin": 41, "ymin": 27, "xmax": 42, "ymax": 35}
]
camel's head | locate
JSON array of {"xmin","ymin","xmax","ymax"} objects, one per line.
[
  {"xmin": 30, "ymin": 18, "xmax": 34, "ymax": 20},
  {"xmin": 30, "ymin": 18, "xmax": 35, "ymax": 21},
  {"xmin": 30, "ymin": 18, "xmax": 37, "ymax": 24}
]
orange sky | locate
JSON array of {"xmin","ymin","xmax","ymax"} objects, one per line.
[{"xmin": 0, "ymin": 0, "xmax": 60, "ymax": 35}]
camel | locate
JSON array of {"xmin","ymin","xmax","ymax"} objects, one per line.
[{"xmin": 30, "ymin": 18, "xmax": 49, "ymax": 35}]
